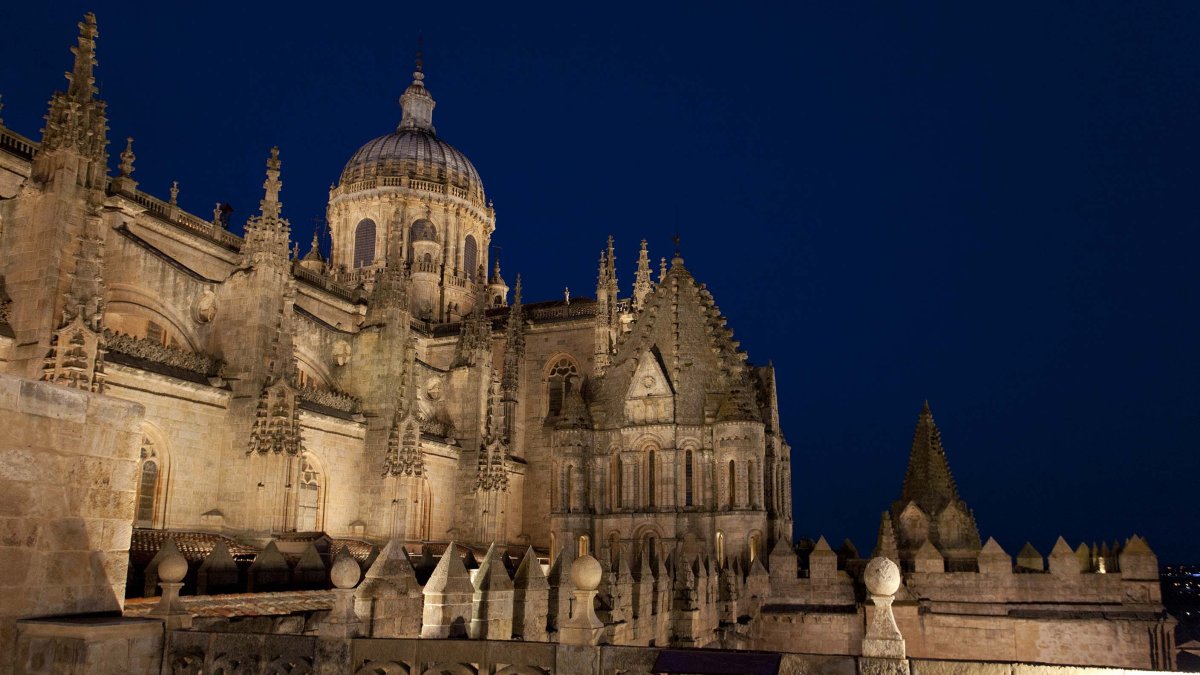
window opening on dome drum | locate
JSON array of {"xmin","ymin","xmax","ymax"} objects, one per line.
[
  {"xmin": 353, "ymin": 219, "xmax": 376, "ymax": 268},
  {"xmin": 464, "ymin": 235, "xmax": 477, "ymax": 280}
]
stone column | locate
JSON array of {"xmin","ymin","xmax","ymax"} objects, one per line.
[
  {"xmin": 316, "ymin": 549, "xmax": 362, "ymax": 675},
  {"xmin": 860, "ymin": 556, "xmax": 908, "ymax": 675}
]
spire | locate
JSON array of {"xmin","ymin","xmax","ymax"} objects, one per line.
[
  {"xmin": 66, "ymin": 13, "xmax": 100, "ymax": 102},
  {"xmin": 659, "ymin": 257, "xmax": 667, "ymax": 283},
  {"xmin": 398, "ymin": 41, "xmax": 436, "ymax": 133},
  {"xmin": 502, "ymin": 275, "xmax": 525, "ymax": 397},
  {"xmin": 241, "ymin": 147, "xmax": 291, "ymax": 267},
  {"xmin": 39, "ymin": 13, "xmax": 108, "ymax": 175},
  {"xmin": 260, "ymin": 146, "xmax": 283, "ymax": 219},
  {"xmin": 302, "ymin": 228, "xmax": 324, "ymax": 263},
  {"xmin": 633, "ymin": 239, "xmax": 653, "ymax": 311},
  {"xmin": 897, "ymin": 401, "xmax": 962, "ymax": 518}
]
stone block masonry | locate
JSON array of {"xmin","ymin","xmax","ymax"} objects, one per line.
[{"xmin": 0, "ymin": 373, "xmax": 145, "ymax": 675}]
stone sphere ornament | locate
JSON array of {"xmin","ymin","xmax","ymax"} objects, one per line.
[
  {"xmin": 864, "ymin": 556, "xmax": 901, "ymax": 597},
  {"xmin": 158, "ymin": 551, "xmax": 188, "ymax": 583},
  {"xmin": 330, "ymin": 552, "xmax": 362, "ymax": 589},
  {"xmin": 570, "ymin": 554, "xmax": 603, "ymax": 591}
]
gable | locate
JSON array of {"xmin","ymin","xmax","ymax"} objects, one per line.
[{"xmin": 623, "ymin": 346, "xmax": 674, "ymax": 424}]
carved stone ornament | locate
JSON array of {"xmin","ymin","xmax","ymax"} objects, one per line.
[
  {"xmin": 332, "ymin": 339, "xmax": 351, "ymax": 366},
  {"xmin": 193, "ymin": 289, "xmax": 217, "ymax": 324}
]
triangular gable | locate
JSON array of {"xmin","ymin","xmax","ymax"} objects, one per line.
[{"xmin": 624, "ymin": 346, "xmax": 675, "ymax": 424}]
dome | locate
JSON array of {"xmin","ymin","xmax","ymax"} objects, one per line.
[
  {"xmin": 339, "ymin": 128, "xmax": 484, "ymax": 194},
  {"xmin": 338, "ymin": 63, "xmax": 485, "ymax": 201}
]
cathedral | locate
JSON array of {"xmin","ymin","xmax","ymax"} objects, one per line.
[
  {"xmin": 0, "ymin": 14, "xmax": 1177, "ymax": 674},
  {"xmin": 0, "ymin": 13, "xmax": 790, "ymax": 568}
]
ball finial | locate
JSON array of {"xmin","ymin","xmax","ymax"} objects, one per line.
[
  {"xmin": 158, "ymin": 551, "xmax": 188, "ymax": 583},
  {"xmin": 864, "ymin": 556, "xmax": 901, "ymax": 596},
  {"xmin": 570, "ymin": 554, "xmax": 603, "ymax": 591},
  {"xmin": 331, "ymin": 552, "xmax": 362, "ymax": 589}
]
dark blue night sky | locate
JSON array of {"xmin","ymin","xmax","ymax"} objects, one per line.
[{"xmin": 4, "ymin": 3, "xmax": 1197, "ymax": 562}]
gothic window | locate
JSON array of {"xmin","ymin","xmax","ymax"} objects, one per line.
[
  {"xmin": 749, "ymin": 531, "xmax": 761, "ymax": 563},
  {"xmin": 135, "ymin": 459, "xmax": 158, "ymax": 527},
  {"xmin": 406, "ymin": 479, "xmax": 432, "ymax": 541},
  {"xmin": 545, "ymin": 357, "xmax": 579, "ymax": 417},
  {"xmin": 353, "ymin": 219, "xmax": 376, "ymax": 268},
  {"xmin": 577, "ymin": 535, "xmax": 590, "ymax": 557},
  {"xmin": 684, "ymin": 450, "xmax": 694, "ymax": 507},
  {"xmin": 134, "ymin": 436, "xmax": 167, "ymax": 528},
  {"xmin": 727, "ymin": 459, "xmax": 736, "ymax": 509},
  {"xmin": 716, "ymin": 531, "xmax": 726, "ymax": 563},
  {"xmin": 464, "ymin": 235, "xmax": 478, "ymax": 280},
  {"xmin": 295, "ymin": 455, "xmax": 322, "ymax": 532}
]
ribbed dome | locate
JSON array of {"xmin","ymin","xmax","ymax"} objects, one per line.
[
  {"xmin": 338, "ymin": 63, "xmax": 486, "ymax": 201},
  {"xmin": 339, "ymin": 128, "xmax": 484, "ymax": 195}
]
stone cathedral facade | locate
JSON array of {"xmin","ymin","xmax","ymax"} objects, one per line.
[
  {"xmin": 0, "ymin": 15, "xmax": 1178, "ymax": 673},
  {"xmin": 0, "ymin": 13, "xmax": 791, "ymax": 573}
]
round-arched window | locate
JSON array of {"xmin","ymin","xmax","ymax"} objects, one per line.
[
  {"xmin": 464, "ymin": 235, "xmax": 478, "ymax": 281},
  {"xmin": 353, "ymin": 219, "xmax": 376, "ymax": 268}
]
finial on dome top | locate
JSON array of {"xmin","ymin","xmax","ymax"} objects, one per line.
[
  {"xmin": 671, "ymin": 232, "xmax": 684, "ymax": 267},
  {"xmin": 398, "ymin": 37, "xmax": 436, "ymax": 133}
]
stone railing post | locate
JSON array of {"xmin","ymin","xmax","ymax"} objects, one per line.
[
  {"xmin": 148, "ymin": 550, "xmax": 192, "ymax": 630},
  {"xmin": 559, "ymin": 554, "xmax": 605, "ymax": 646},
  {"xmin": 860, "ymin": 556, "xmax": 908, "ymax": 675}
]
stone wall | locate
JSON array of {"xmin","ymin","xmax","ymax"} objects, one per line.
[{"xmin": 0, "ymin": 373, "xmax": 145, "ymax": 674}]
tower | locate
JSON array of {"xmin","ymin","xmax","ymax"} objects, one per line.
[{"xmin": 326, "ymin": 51, "xmax": 494, "ymax": 322}]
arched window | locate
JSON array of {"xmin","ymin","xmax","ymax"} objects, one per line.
[
  {"xmin": 748, "ymin": 458, "xmax": 757, "ymax": 508},
  {"xmin": 749, "ymin": 532, "xmax": 761, "ymax": 562},
  {"xmin": 545, "ymin": 357, "xmax": 578, "ymax": 417},
  {"xmin": 295, "ymin": 455, "xmax": 322, "ymax": 532},
  {"xmin": 353, "ymin": 219, "xmax": 376, "ymax": 268},
  {"xmin": 716, "ymin": 531, "xmax": 726, "ymax": 563},
  {"xmin": 609, "ymin": 532, "xmax": 621, "ymax": 565},
  {"xmin": 134, "ymin": 434, "xmax": 168, "ymax": 528},
  {"xmin": 408, "ymin": 219, "xmax": 437, "ymax": 261},
  {"xmin": 464, "ymin": 235, "xmax": 478, "ymax": 280},
  {"xmin": 566, "ymin": 466, "xmax": 575, "ymax": 513},
  {"xmin": 684, "ymin": 450, "xmax": 694, "ymax": 507},
  {"xmin": 135, "ymin": 459, "xmax": 158, "ymax": 527},
  {"xmin": 612, "ymin": 456, "xmax": 624, "ymax": 510},
  {"xmin": 727, "ymin": 459, "xmax": 736, "ymax": 509},
  {"xmin": 647, "ymin": 450, "xmax": 657, "ymax": 508},
  {"xmin": 578, "ymin": 535, "xmax": 590, "ymax": 557}
]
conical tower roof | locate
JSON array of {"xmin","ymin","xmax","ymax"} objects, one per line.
[{"xmin": 895, "ymin": 401, "xmax": 962, "ymax": 518}]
